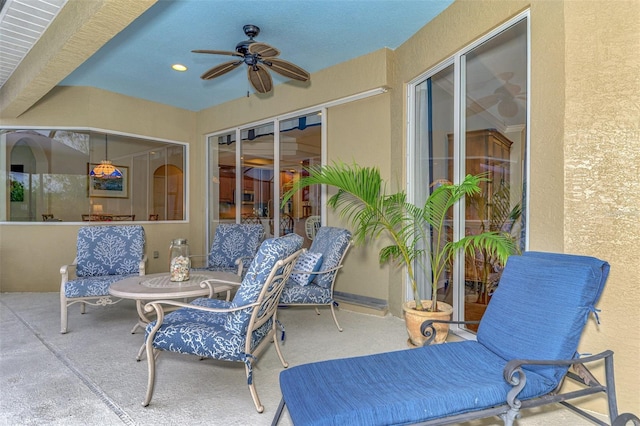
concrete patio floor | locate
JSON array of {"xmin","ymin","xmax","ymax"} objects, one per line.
[{"xmin": 0, "ymin": 292, "xmax": 609, "ymax": 425}]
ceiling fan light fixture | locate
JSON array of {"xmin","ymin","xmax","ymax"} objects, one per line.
[{"xmin": 172, "ymin": 63, "xmax": 188, "ymax": 72}]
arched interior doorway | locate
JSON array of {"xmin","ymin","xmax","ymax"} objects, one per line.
[{"xmin": 153, "ymin": 164, "xmax": 183, "ymax": 220}]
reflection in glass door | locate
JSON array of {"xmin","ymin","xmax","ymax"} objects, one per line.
[
  {"xmin": 412, "ymin": 15, "xmax": 528, "ymax": 333},
  {"xmin": 279, "ymin": 113, "xmax": 322, "ymax": 247},
  {"xmin": 241, "ymin": 123, "xmax": 274, "ymax": 237},
  {"xmin": 208, "ymin": 112, "xmax": 323, "ymax": 250}
]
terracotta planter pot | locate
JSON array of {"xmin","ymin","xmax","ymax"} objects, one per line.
[{"xmin": 402, "ymin": 300, "xmax": 453, "ymax": 347}]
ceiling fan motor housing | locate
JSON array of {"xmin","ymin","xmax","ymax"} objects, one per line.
[{"xmin": 235, "ymin": 24, "xmax": 260, "ymax": 54}]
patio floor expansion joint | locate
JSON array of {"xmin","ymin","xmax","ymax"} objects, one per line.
[{"xmin": 1, "ymin": 299, "xmax": 138, "ymax": 426}]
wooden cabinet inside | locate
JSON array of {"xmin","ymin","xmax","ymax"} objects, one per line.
[
  {"xmin": 448, "ymin": 129, "xmax": 512, "ymax": 222},
  {"xmin": 448, "ymin": 129, "xmax": 513, "ymax": 291}
]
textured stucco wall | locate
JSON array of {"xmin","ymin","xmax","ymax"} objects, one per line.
[{"xmin": 563, "ymin": 0, "xmax": 640, "ymax": 412}]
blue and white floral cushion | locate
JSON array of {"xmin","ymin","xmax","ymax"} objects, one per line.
[
  {"xmin": 290, "ymin": 252, "xmax": 323, "ymax": 286},
  {"xmin": 201, "ymin": 224, "xmax": 264, "ymax": 275},
  {"xmin": 308, "ymin": 227, "xmax": 351, "ymax": 289},
  {"xmin": 145, "ymin": 233, "xmax": 303, "ymax": 362},
  {"xmin": 65, "ymin": 225, "xmax": 145, "ymax": 298},
  {"xmin": 224, "ymin": 233, "xmax": 303, "ymax": 334},
  {"xmin": 279, "ymin": 227, "xmax": 351, "ymax": 305}
]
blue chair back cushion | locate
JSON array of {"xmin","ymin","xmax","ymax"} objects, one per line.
[
  {"xmin": 280, "ymin": 340, "xmax": 557, "ymax": 425},
  {"xmin": 477, "ymin": 251, "xmax": 610, "ymax": 383},
  {"xmin": 224, "ymin": 233, "xmax": 303, "ymax": 333},
  {"xmin": 75, "ymin": 225, "xmax": 145, "ymax": 277},
  {"xmin": 308, "ymin": 227, "xmax": 351, "ymax": 289},
  {"xmin": 208, "ymin": 224, "xmax": 265, "ymax": 269}
]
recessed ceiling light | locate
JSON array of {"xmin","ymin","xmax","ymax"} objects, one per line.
[{"xmin": 172, "ymin": 64, "xmax": 187, "ymax": 72}]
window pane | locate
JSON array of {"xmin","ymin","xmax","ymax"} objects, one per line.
[
  {"xmin": 1, "ymin": 129, "xmax": 186, "ymax": 222},
  {"xmin": 414, "ymin": 65, "xmax": 455, "ymax": 303},
  {"xmin": 279, "ymin": 113, "xmax": 322, "ymax": 247},
  {"xmin": 241, "ymin": 123, "xmax": 275, "ymax": 236},
  {"xmin": 411, "ymin": 16, "xmax": 528, "ymax": 334},
  {"xmin": 461, "ymin": 19, "xmax": 527, "ymax": 330}
]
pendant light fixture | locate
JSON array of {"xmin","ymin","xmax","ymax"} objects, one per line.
[{"xmin": 90, "ymin": 134, "xmax": 122, "ymax": 179}]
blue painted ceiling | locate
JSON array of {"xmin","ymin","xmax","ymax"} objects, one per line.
[{"xmin": 60, "ymin": 0, "xmax": 454, "ymax": 111}]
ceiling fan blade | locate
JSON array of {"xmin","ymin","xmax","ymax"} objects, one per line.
[
  {"xmin": 201, "ymin": 60, "xmax": 243, "ymax": 80},
  {"xmin": 248, "ymin": 64, "xmax": 273, "ymax": 93},
  {"xmin": 466, "ymin": 94, "xmax": 500, "ymax": 116},
  {"xmin": 192, "ymin": 49, "xmax": 243, "ymax": 57},
  {"xmin": 248, "ymin": 42, "xmax": 280, "ymax": 58},
  {"xmin": 264, "ymin": 58, "xmax": 310, "ymax": 81}
]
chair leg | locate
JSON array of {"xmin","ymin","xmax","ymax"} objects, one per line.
[
  {"xmin": 142, "ymin": 343, "xmax": 158, "ymax": 406},
  {"xmin": 60, "ymin": 294, "xmax": 68, "ymax": 334},
  {"xmin": 80, "ymin": 301, "xmax": 86, "ymax": 314},
  {"xmin": 330, "ymin": 303, "xmax": 343, "ymax": 332},
  {"xmin": 246, "ymin": 362, "xmax": 264, "ymax": 413},
  {"xmin": 273, "ymin": 334, "xmax": 289, "ymax": 369},
  {"xmin": 271, "ymin": 398, "xmax": 286, "ymax": 426}
]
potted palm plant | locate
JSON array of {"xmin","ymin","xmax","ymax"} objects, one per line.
[{"xmin": 282, "ymin": 162, "xmax": 516, "ymax": 345}]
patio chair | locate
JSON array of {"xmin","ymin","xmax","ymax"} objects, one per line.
[
  {"xmin": 279, "ymin": 227, "xmax": 352, "ymax": 331},
  {"xmin": 273, "ymin": 251, "xmax": 640, "ymax": 426},
  {"xmin": 60, "ymin": 225, "xmax": 146, "ymax": 333},
  {"xmin": 190, "ymin": 223, "xmax": 265, "ymax": 278},
  {"xmin": 142, "ymin": 234, "xmax": 303, "ymax": 412}
]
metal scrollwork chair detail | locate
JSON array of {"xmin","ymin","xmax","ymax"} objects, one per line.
[
  {"xmin": 60, "ymin": 225, "xmax": 146, "ymax": 333},
  {"xmin": 190, "ymin": 223, "xmax": 265, "ymax": 278},
  {"xmin": 273, "ymin": 252, "xmax": 640, "ymax": 426},
  {"xmin": 304, "ymin": 215, "xmax": 321, "ymax": 240},
  {"xmin": 279, "ymin": 227, "xmax": 352, "ymax": 331},
  {"xmin": 142, "ymin": 234, "xmax": 303, "ymax": 412}
]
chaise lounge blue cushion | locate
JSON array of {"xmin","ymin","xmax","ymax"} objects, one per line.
[
  {"xmin": 280, "ymin": 340, "xmax": 557, "ymax": 426},
  {"xmin": 279, "ymin": 252, "xmax": 611, "ymax": 425},
  {"xmin": 477, "ymin": 252, "xmax": 610, "ymax": 383}
]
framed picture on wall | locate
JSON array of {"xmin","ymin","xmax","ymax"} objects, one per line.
[{"xmin": 87, "ymin": 164, "xmax": 129, "ymax": 198}]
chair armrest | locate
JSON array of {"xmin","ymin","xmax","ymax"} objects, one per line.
[
  {"xmin": 143, "ymin": 298, "xmax": 259, "ymax": 334},
  {"xmin": 420, "ymin": 318, "xmax": 480, "ymax": 345},
  {"xmin": 60, "ymin": 258, "xmax": 78, "ymax": 280},
  {"xmin": 501, "ymin": 350, "xmax": 615, "ymax": 411},
  {"xmin": 291, "ymin": 265, "xmax": 343, "ymax": 275},
  {"xmin": 235, "ymin": 256, "xmax": 254, "ymax": 277},
  {"xmin": 503, "ymin": 350, "xmax": 614, "ymax": 383},
  {"xmin": 144, "ymin": 299, "xmax": 257, "ymax": 316},
  {"xmin": 138, "ymin": 255, "xmax": 148, "ymax": 276}
]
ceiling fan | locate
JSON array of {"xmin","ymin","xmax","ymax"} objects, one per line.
[
  {"xmin": 467, "ymin": 72, "xmax": 526, "ymax": 118},
  {"xmin": 192, "ymin": 24, "xmax": 310, "ymax": 94}
]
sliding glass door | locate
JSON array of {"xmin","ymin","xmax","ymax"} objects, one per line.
[
  {"xmin": 207, "ymin": 112, "xmax": 322, "ymax": 249},
  {"xmin": 410, "ymin": 14, "xmax": 529, "ymax": 333}
]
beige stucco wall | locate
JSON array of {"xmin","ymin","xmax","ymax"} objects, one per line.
[
  {"xmin": 0, "ymin": 0, "xmax": 638, "ymax": 414},
  {"xmin": 562, "ymin": 0, "xmax": 640, "ymax": 414},
  {"xmin": 0, "ymin": 86, "xmax": 200, "ymax": 290},
  {"xmin": 390, "ymin": 0, "xmax": 639, "ymax": 414}
]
